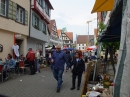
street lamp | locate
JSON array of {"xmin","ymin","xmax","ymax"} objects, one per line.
[
  {"xmin": 86, "ymin": 18, "xmax": 97, "ymax": 47},
  {"xmin": 86, "ymin": 20, "xmax": 92, "ymax": 47}
]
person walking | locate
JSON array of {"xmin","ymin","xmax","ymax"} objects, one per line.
[
  {"xmin": 70, "ymin": 52, "xmax": 85, "ymax": 90},
  {"xmin": 35, "ymin": 49, "xmax": 40, "ymax": 73},
  {"xmin": 51, "ymin": 45, "xmax": 70, "ymax": 93},
  {"xmin": 66, "ymin": 51, "xmax": 72, "ymax": 72},
  {"xmin": 27, "ymin": 48, "xmax": 35, "ymax": 75}
]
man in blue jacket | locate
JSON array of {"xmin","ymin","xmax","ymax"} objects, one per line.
[{"xmin": 51, "ymin": 45, "xmax": 70, "ymax": 93}]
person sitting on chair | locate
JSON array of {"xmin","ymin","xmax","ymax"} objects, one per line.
[
  {"xmin": 20, "ymin": 55, "xmax": 25, "ymax": 61},
  {"xmin": 3, "ymin": 54, "xmax": 16, "ymax": 81}
]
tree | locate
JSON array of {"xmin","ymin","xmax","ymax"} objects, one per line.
[
  {"xmin": 98, "ymin": 22, "xmax": 106, "ymax": 33},
  {"xmin": 97, "ymin": 22, "xmax": 120, "ymax": 75}
]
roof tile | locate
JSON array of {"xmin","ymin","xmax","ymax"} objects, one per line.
[
  {"xmin": 65, "ymin": 32, "xmax": 73, "ymax": 41},
  {"xmin": 77, "ymin": 35, "xmax": 94, "ymax": 44}
]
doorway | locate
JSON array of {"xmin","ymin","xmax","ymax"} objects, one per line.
[{"xmin": 16, "ymin": 39, "xmax": 23, "ymax": 56}]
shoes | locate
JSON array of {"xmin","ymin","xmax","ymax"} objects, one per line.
[
  {"xmin": 57, "ymin": 88, "xmax": 60, "ymax": 93},
  {"xmin": 70, "ymin": 87, "xmax": 75, "ymax": 90},
  {"xmin": 77, "ymin": 86, "xmax": 80, "ymax": 90},
  {"xmin": 35, "ymin": 71, "xmax": 39, "ymax": 74},
  {"xmin": 3, "ymin": 75, "xmax": 9, "ymax": 81},
  {"xmin": 29, "ymin": 73, "xmax": 34, "ymax": 75}
]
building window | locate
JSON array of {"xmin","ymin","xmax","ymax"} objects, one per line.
[
  {"xmin": 82, "ymin": 44, "xmax": 84, "ymax": 46},
  {"xmin": 37, "ymin": 0, "xmax": 42, "ymax": 6},
  {"xmin": 0, "ymin": 0, "xmax": 6, "ymax": 16},
  {"xmin": 66, "ymin": 38, "xmax": 67, "ymax": 40},
  {"xmin": 82, "ymin": 47, "xmax": 84, "ymax": 49},
  {"xmin": 36, "ymin": 44, "xmax": 43, "ymax": 51},
  {"xmin": 79, "ymin": 44, "xmax": 80, "ymax": 46},
  {"xmin": 42, "ymin": 23, "xmax": 46, "ymax": 34},
  {"xmin": 65, "ymin": 40, "xmax": 69, "ymax": 43},
  {"xmin": 45, "ymin": 2, "xmax": 49, "ymax": 16},
  {"xmin": 35, "ymin": 16, "xmax": 38, "ymax": 26},
  {"xmin": 17, "ymin": 7, "xmax": 24, "ymax": 23},
  {"xmin": 79, "ymin": 47, "xmax": 80, "ymax": 50}
]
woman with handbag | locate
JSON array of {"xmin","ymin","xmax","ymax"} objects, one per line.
[{"xmin": 70, "ymin": 52, "xmax": 85, "ymax": 90}]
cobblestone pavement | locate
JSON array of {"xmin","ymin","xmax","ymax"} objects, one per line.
[{"xmin": 0, "ymin": 67, "xmax": 84, "ymax": 97}]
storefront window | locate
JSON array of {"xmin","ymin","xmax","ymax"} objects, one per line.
[{"xmin": 36, "ymin": 44, "xmax": 43, "ymax": 50}]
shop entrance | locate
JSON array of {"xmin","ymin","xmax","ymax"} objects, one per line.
[{"xmin": 16, "ymin": 39, "xmax": 23, "ymax": 56}]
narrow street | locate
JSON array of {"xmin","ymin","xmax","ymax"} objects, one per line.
[{"xmin": 0, "ymin": 67, "xmax": 83, "ymax": 97}]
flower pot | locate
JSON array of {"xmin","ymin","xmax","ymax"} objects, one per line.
[{"xmin": 103, "ymin": 81, "xmax": 110, "ymax": 88}]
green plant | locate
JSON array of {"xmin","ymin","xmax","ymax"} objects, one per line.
[
  {"xmin": 43, "ymin": 31, "xmax": 46, "ymax": 34},
  {"xmin": 34, "ymin": 25, "xmax": 39, "ymax": 30},
  {"xmin": 98, "ymin": 22, "xmax": 106, "ymax": 33}
]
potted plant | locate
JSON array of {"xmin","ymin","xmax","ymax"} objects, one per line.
[
  {"xmin": 43, "ymin": 31, "xmax": 46, "ymax": 34},
  {"xmin": 34, "ymin": 25, "xmax": 39, "ymax": 30}
]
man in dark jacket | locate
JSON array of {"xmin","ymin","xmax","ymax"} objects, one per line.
[
  {"xmin": 27, "ymin": 48, "xmax": 35, "ymax": 75},
  {"xmin": 70, "ymin": 52, "xmax": 85, "ymax": 90},
  {"xmin": 51, "ymin": 45, "xmax": 70, "ymax": 93}
]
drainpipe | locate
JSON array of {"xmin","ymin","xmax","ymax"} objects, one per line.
[{"xmin": 27, "ymin": 0, "xmax": 31, "ymax": 39}]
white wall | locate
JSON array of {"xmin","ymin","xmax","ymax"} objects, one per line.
[
  {"xmin": 77, "ymin": 43, "xmax": 86, "ymax": 50},
  {"xmin": 27, "ymin": 38, "xmax": 46, "ymax": 56}
]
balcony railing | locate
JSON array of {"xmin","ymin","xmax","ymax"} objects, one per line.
[{"xmin": 31, "ymin": 0, "xmax": 50, "ymax": 24}]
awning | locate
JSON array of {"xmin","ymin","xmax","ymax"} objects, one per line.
[
  {"xmin": 91, "ymin": 0, "xmax": 114, "ymax": 13},
  {"xmin": 98, "ymin": 0, "xmax": 123, "ymax": 42}
]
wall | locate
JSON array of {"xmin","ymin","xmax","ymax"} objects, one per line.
[
  {"xmin": 0, "ymin": 0, "xmax": 30, "ymax": 36},
  {"xmin": 30, "ymin": 10, "xmax": 48, "ymax": 42},
  {"xmin": 77, "ymin": 44, "xmax": 86, "ymax": 50},
  {"xmin": 0, "ymin": 29, "xmax": 14, "ymax": 61},
  {"xmin": 27, "ymin": 38, "xmax": 45, "ymax": 56}
]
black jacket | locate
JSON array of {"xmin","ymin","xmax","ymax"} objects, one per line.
[{"xmin": 70, "ymin": 58, "xmax": 85, "ymax": 73}]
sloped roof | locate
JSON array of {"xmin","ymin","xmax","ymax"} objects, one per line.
[
  {"xmin": 77, "ymin": 35, "xmax": 94, "ymax": 44},
  {"xmin": 65, "ymin": 32, "xmax": 73, "ymax": 41},
  {"xmin": 48, "ymin": 20, "xmax": 57, "ymax": 35},
  {"xmin": 57, "ymin": 29, "xmax": 61, "ymax": 37},
  {"xmin": 45, "ymin": 0, "xmax": 54, "ymax": 10}
]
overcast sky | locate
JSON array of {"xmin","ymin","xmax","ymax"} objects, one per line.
[{"xmin": 49, "ymin": 0, "xmax": 97, "ymax": 41}]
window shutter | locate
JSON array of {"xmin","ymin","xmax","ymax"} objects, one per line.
[
  {"xmin": 12, "ymin": 2, "xmax": 17, "ymax": 20},
  {"xmin": 25, "ymin": 10, "xmax": 28, "ymax": 25},
  {"xmin": 32, "ymin": 13, "xmax": 35, "ymax": 26},
  {"xmin": 8, "ymin": 0, "xmax": 13, "ymax": 19}
]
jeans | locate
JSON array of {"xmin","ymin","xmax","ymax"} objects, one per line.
[
  {"xmin": 16, "ymin": 56, "xmax": 19, "ymax": 61},
  {"xmin": 35, "ymin": 59, "xmax": 40, "ymax": 72},
  {"xmin": 53, "ymin": 69, "xmax": 64, "ymax": 89}
]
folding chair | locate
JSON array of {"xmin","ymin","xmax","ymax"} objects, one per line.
[
  {"xmin": 0, "ymin": 65, "xmax": 4, "ymax": 82},
  {"xmin": 19, "ymin": 61, "xmax": 28, "ymax": 74}
]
